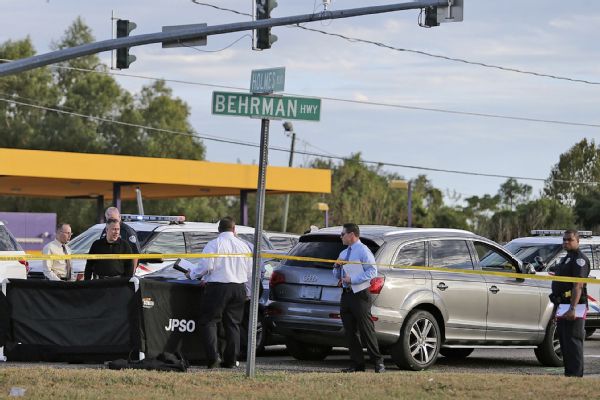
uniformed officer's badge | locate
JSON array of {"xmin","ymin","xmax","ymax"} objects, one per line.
[
  {"xmin": 129, "ymin": 235, "xmax": 137, "ymax": 243},
  {"xmin": 577, "ymin": 258, "xmax": 586, "ymax": 267}
]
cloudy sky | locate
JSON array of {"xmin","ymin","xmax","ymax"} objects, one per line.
[{"xmin": 2, "ymin": 0, "xmax": 599, "ymax": 203}]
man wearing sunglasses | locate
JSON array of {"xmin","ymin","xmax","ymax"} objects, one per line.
[
  {"xmin": 550, "ymin": 229, "xmax": 590, "ymax": 377},
  {"xmin": 333, "ymin": 223, "xmax": 385, "ymax": 373}
]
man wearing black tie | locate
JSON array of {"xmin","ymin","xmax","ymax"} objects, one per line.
[
  {"xmin": 41, "ymin": 223, "xmax": 73, "ymax": 281},
  {"xmin": 333, "ymin": 223, "xmax": 385, "ymax": 373}
]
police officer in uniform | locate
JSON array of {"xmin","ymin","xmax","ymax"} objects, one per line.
[
  {"xmin": 550, "ymin": 229, "xmax": 590, "ymax": 377},
  {"xmin": 101, "ymin": 207, "xmax": 140, "ymax": 253}
]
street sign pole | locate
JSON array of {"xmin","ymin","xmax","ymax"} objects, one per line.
[{"xmin": 246, "ymin": 117, "xmax": 269, "ymax": 378}]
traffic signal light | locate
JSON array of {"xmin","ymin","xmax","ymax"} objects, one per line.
[
  {"xmin": 255, "ymin": 0, "xmax": 278, "ymax": 50},
  {"xmin": 116, "ymin": 19, "xmax": 137, "ymax": 69}
]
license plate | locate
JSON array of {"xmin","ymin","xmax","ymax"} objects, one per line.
[{"xmin": 300, "ymin": 285, "xmax": 322, "ymax": 300}]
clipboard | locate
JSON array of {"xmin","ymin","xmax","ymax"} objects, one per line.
[{"xmin": 556, "ymin": 304, "xmax": 587, "ymax": 319}]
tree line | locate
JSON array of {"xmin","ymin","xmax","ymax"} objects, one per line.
[{"xmin": 0, "ymin": 20, "xmax": 596, "ymax": 242}]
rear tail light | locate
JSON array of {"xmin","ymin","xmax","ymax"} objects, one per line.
[
  {"xmin": 270, "ymin": 270, "xmax": 286, "ymax": 288},
  {"xmin": 369, "ymin": 277, "xmax": 385, "ymax": 294},
  {"xmin": 19, "ymin": 260, "xmax": 30, "ymax": 274}
]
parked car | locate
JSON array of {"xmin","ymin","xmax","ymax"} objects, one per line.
[
  {"xmin": 0, "ymin": 221, "xmax": 28, "ymax": 281},
  {"xmin": 505, "ymin": 229, "xmax": 600, "ymax": 337},
  {"xmin": 266, "ymin": 226, "xmax": 560, "ymax": 371}
]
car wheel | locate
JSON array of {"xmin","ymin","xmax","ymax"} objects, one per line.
[
  {"xmin": 391, "ymin": 309, "xmax": 441, "ymax": 371},
  {"xmin": 285, "ymin": 337, "xmax": 331, "ymax": 361},
  {"xmin": 255, "ymin": 313, "xmax": 266, "ymax": 355},
  {"xmin": 439, "ymin": 348, "xmax": 474, "ymax": 359},
  {"xmin": 585, "ymin": 328, "xmax": 596, "ymax": 339},
  {"xmin": 534, "ymin": 319, "xmax": 563, "ymax": 367}
]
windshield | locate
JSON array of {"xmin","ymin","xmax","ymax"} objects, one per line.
[
  {"xmin": 0, "ymin": 226, "xmax": 21, "ymax": 251},
  {"xmin": 69, "ymin": 228, "xmax": 102, "ymax": 254},
  {"xmin": 283, "ymin": 237, "xmax": 346, "ymax": 268},
  {"xmin": 504, "ymin": 242, "xmax": 562, "ymax": 264}
]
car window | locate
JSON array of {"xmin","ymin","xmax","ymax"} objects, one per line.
[
  {"xmin": 393, "ymin": 241, "xmax": 426, "ymax": 267},
  {"xmin": 144, "ymin": 232, "xmax": 185, "ymax": 254},
  {"xmin": 0, "ymin": 225, "xmax": 20, "ymax": 251},
  {"xmin": 580, "ymin": 244, "xmax": 595, "ymax": 270},
  {"xmin": 69, "ymin": 228, "xmax": 102, "ymax": 254},
  {"xmin": 430, "ymin": 240, "xmax": 474, "ymax": 270},
  {"xmin": 238, "ymin": 233, "xmax": 273, "ymax": 251},
  {"xmin": 504, "ymin": 242, "xmax": 562, "ymax": 265},
  {"xmin": 269, "ymin": 236, "xmax": 297, "ymax": 252},
  {"xmin": 593, "ymin": 245, "xmax": 600, "ymax": 270},
  {"xmin": 473, "ymin": 242, "xmax": 516, "ymax": 272},
  {"xmin": 186, "ymin": 232, "xmax": 220, "ymax": 253}
]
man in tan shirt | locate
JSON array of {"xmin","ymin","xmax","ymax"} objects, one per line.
[{"xmin": 41, "ymin": 223, "xmax": 73, "ymax": 281}]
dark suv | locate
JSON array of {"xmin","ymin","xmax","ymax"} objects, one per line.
[{"xmin": 266, "ymin": 226, "xmax": 560, "ymax": 370}]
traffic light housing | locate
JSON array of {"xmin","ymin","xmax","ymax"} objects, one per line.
[
  {"xmin": 116, "ymin": 19, "xmax": 137, "ymax": 69},
  {"xmin": 255, "ymin": 0, "xmax": 278, "ymax": 50}
]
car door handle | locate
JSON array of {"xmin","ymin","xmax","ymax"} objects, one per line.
[
  {"xmin": 436, "ymin": 282, "xmax": 448, "ymax": 291},
  {"xmin": 489, "ymin": 285, "xmax": 500, "ymax": 294}
]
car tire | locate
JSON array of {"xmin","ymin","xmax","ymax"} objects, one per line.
[
  {"xmin": 391, "ymin": 309, "xmax": 441, "ymax": 371},
  {"xmin": 585, "ymin": 328, "xmax": 596, "ymax": 339},
  {"xmin": 439, "ymin": 348, "xmax": 474, "ymax": 359},
  {"xmin": 534, "ymin": 319, "xmax": 563, "ymax": 367},
  {"xmin": 285, "ymin": 337, "xmax": 331, "ymax": 361}
]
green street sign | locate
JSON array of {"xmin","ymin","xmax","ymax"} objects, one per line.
[
  {"xmin": 212, "ymin": 91, "xmax": 321, "ymax": 121},
  {"xmin": 250, "ymin": 67, "xmax": 285, "ymax": 94}
]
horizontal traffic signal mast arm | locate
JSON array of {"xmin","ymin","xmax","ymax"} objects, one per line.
[{"xmin": 0, "ymin": 0, "xmax": 450, "ymax": 77}]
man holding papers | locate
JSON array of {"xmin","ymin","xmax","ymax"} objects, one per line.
[
  {"xmin": 550, "ymin": 229, "xmax": 591, "ymax": 377},
  {"xmin": 333, "ymin": 223, "xmax": 385, "ymax": 373}
]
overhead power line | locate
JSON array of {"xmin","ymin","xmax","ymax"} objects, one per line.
[
  {"xmin": 2, "ymin": 58, "xmax": 598, "ymax": 130},
  {"xmin": 1, "ymin": 96, "xmax": 597, "ymax": 187},
  {"xmin": 191, "ymin": 1, "xmax": 600, "ymax": 86}
]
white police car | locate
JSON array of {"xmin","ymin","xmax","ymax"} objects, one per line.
[
  {"xmin": 505, "ymin": 229, "xmax": 600, "ymax": 337},
  {"xmin": 28, "ymin": 215, "xmax": 275, "ymax": 279}
]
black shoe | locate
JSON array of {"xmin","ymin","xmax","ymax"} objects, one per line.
[
  {"xmin": 341, "ymin": 365, "xmax": 365, "ymax": 373},
  {"xmin": 374, "ymin": 363, "xmax": 385, "ymax": 373},
  {"xmin": 207, "ymin": 358, "xmax": 222, "ymax": 369}
]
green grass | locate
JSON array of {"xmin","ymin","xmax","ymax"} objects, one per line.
[{"xmin": 0, "ymin": 367, "xmax": 598, "ymax": 399}]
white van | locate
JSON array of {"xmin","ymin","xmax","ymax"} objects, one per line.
[
  {"xmin": 0, "ymin": 221, "xmax": 28, "ymax": 281},
  {"xmin": 505, "ymin": 230, "xmax": 600, "ymax": 336}
]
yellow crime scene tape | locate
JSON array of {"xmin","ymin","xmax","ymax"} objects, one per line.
[{"xmin": 0, "ymin": 251, "xmax": 597, "ymax": 285}]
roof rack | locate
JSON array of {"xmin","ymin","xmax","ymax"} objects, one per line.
[
  {"xmin": 121, "ymin": 214, "xmax": 186, "ymax": 224},
  {"xmin": 530, "ymin": 229, "xmax": 592, "ymax": 238}
]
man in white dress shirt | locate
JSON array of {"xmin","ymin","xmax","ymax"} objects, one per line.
[
  {"xmin": 41, "ymin": 223, "xmax": 73, "ymax": 281},
  {"xmin": 186, "ymin": 217, "xmax": 252, "ymax": 368}
]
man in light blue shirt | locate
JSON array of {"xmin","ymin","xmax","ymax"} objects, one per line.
[{"xmin": 333, "ymin": 223, "xmax": 385, "ymax": 373}]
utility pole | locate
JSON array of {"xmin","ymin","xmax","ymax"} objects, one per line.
[{"xmin": 281, "ymin": 121, "xmax": 295, "ymax": 232}]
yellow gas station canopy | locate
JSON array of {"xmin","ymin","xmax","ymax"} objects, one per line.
[{"xmin": 0, "ymin": 148, "xmax": 331, "ymax": 200}]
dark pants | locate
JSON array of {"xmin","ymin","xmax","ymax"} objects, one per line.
[
  {"xmin": 557, "ymin": 317, "xmax": 585, "ymax": 377},
  {"xmin": 198, "ymin": 282, "xmax": 246, "ymax": 366},
  {"xmin": 340, "ymin": 288, "xmax": 383, "ymax": 367}
]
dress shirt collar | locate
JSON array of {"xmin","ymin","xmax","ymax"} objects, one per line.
[
  {"xmin": 347, "ymin": 240, "xmax": 362, "ymax": 251},
  {"xmin": 219, "ymin": 231, "xmax": 236, "ymax": 239}
]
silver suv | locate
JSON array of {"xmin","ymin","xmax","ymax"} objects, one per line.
[{"xmin": 266, "ymin": 226, "xmax": 560, "ymax": 370}]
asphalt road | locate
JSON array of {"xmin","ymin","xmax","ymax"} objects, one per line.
[{"xmin": 3, "ymin": 332, "xmax": 600, "ymax": 376}]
